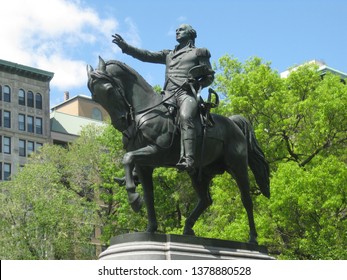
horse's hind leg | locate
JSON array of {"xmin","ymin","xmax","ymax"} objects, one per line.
[
  {"xmin": 228, "ymin": 162, "xmax": 258, "ymax": 245},
  {"xmin": 183, "ymin": 172, "xmax": 213, "ymax": 236}
]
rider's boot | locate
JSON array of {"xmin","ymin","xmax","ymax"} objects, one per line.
[{"xmin": 176, "ymin": 129, "xmax": 196, "ymax": 172}]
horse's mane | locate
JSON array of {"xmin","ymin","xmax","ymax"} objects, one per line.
[
  {"xmin": 106, "ymin": 60, "xmax": 139, "ymax": 80},
  {"xmin": 88, "ymin": 59, "xmax": 158, "ymax": 99}
]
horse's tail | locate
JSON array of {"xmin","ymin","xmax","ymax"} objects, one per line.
[{"xmin": 230, "ymin": 115, "xmax": 270, "ymax": 198}]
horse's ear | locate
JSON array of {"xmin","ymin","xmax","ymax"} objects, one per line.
[
  {"xmin": 98, "ymin": 56, "xmax": 106, "ymax": 72},
  {"xmin": 86, "ymin": 65, "xmax": 94, "ymax": 78}
]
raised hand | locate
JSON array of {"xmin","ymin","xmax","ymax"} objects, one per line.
[{"xmin": 112, "ymin": 34, "xmax": 128, "ymax": 50}]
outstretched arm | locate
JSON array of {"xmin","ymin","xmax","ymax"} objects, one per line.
[{"xmin": 112, "ymin": 33, "xmax": 169, "ymax": 64}]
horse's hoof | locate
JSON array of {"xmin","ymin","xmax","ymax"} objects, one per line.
[
  {"xmin": 146, "ymin": 224, "xmax": 158, "ymax": 233},
  {"xmin": 130, "ymin": 195, "xmax": 143, "ymax": 213},
  {"xmin": 183, "ymin": 227, "xmax": 195, "ymax": 236},
  {"xmin": 248, "ymin": 237, "xmax": 258, "ymax": 245}
]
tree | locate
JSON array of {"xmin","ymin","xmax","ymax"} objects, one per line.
[
  {"xmin": 214, "ymin": 55, "xmax": 347, "ymax": 166},
  {"xmin": 0, "ymin": 123, "xmax": 193, "ymax": 259},
  {"xmin": 94, "ymin": 123, "xmax": 147, "ymax": 244},
  {"xmin": 0, "ymin": 124, "xmax": 129, "ymax": 259},
  {"xmin": 0, "ymin": 144, "xmax": 96, "ymax": 259},
  {"xmin": 264, "ymin": 156, "xmax": 347, "ymax": 259},
  {"xmin": 208, "ymin": 55, "xmax": 347, "ymax": 259}
]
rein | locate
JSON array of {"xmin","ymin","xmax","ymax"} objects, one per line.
[
  {"xmin": 110, "ymin": 77, "xmax": 181, "ymax": 122},
  {"xmin": 135, "ymin": 88, "xmax": 178, "ymax": 115},
  {"xmin": 109, "ymin": 77, "xmax": 180, "ymax": 150}
]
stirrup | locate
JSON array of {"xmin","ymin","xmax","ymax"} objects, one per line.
[{"xmin": 176, "ymin": 157, "xmax": 194, "ymax": 172}]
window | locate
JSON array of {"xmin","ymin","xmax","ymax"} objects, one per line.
[
  {"xmin": 28, "ymin": 141, "xmax": 35, "ymax": 155},
  {"xmin": 92, "ymin": 107, "xmax": 103, "ymax": 121},
  {"xmin": 4, "ymin": 111, "xmax": 11, "ymax": 128},
  {"xmin": 18, "ymin": 114, "xmax": 26, "ymax": 131},
  {"xmin": 35, "ymin": 117, "xmax": 42, "ymax": 134},
  {"xmin": 36, "ymin": 142, "xmax": 43, "ymax": 150},
  {"xmin": 35, "ymin": 93, "xmax": 42, "ymax": 109},
  {"xmin": 19, "ymin": 139, "xmax": 26, "ymax": 157},
  {"xmin": 18, "ymin": 89, "xmax": 25, "ymax": 105},
  {"xmin": 4, "ymin": 163, "xmax": 11, "ymax": 180},
  {"xmin": 27, "ymin": 116, "xmax": 34, "ymax": 133},
  {"xmin": 3, "ymin": 136, "xmax": 11, "ymax": 154},
  {"xmin": 0, "ymin": 110, "xmax": 2, "ymax": 127},
  {"xmin": 3, "ymin": 86, "xmax": 11, "ymax": 102},
  {"xmin": 27, "ymin": 91, "xmax": 34, "ymax": 107},
  {"xmin": 0, "ymin": 85, "xmax": 2, "ymax": 101}
]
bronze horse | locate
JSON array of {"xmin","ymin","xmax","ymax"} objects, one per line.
[{"xmin": 87, "ymin": 57, "xmax": 270, "ymax": 244}]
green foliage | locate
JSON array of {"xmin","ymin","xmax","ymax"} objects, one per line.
[
  {"xmin": 152, "ymin": 84, "xmax": 163, "ymax": 94},
  {"xmin": 211, "ymin": 55, "xmax": 347, "ymax": 259},
  {"xmin": 0, "ymin": 145, "xmax": 96, "ymax": 259},
  {"xmin": 95, "ymin": 124, "xmax": 148, "ymax": 243},
  {"xmin": 214, "ymin": 56, "xmax": 347, "ymax": 168},
  {"xmin": 152, "ymin": 168, "xmax": 195, "ymax": 233},
  {"xmin": 0, "ymin": 122, "xmax": 193, "ymax": 259},
  {"xmin": 265, "ymin": 156, "xmax": 347, "ymax": 259},
  {"xmin": 192, "ymin": 173, "xmax": 246, "ymax": 240}
]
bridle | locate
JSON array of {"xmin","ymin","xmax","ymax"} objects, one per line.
[{"xmin": 89, "ymin": 69, "xmax": 135, "ymax": 130}]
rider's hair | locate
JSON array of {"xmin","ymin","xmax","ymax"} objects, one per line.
[{"xmin": 186, "ymin": 25, "xmax": 197, "ymax": 44}]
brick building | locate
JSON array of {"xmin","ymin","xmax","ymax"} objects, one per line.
[{"xmin": 0, "ymin": 59, "xmax": 53, "ymax": 180}]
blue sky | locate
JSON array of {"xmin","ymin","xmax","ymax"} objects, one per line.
[{"xmin": 1, "ymin": 0, "xmax": 346, "ymax": 107}]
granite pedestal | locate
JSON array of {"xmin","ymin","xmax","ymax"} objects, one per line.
[{"xmin": 99, "ymin": 233, "xmax": 274, "ymax": 260}]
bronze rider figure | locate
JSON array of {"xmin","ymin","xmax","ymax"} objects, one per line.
[{"xmin": 112, "ymin": 24, "xmax": 214, "ymax": 171}]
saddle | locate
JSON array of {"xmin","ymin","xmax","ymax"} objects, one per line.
[
  {"xmin": 124, "ymin": 65, "xmax": 219, "ymax": 150},
  {"xmin": 126, "ymin": 87, "xmax": 219, "ymax": 150},
  {"xmin": 164, "ymin": 87, "xmax": 219, "ymax": 127}
]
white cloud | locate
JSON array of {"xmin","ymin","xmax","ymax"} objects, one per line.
[
  {"xmin": 37, "ymin": 55, "xmax": 87, "ymax": 89},
  {"xmin": 0, "ymin": 0, "xmax": 118, "ymax": 91}
]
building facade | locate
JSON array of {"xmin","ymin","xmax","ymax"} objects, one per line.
[
  {"xmin": 51, "ymin": 93, "xmax": 109, "ymax": 121},
  {"xmin": 0, "ymin": 59, "xmax": 53, "ymax": 180},
  {"xmin": 0, "ymin": 59, "xmax": 110, "ymax": 180},
  {"xmin": 280, "ymin": 59, "xmax": 347, "ymax": 82},
  {"xmin": 50, "ymin": 94, "xmax": 109, "ymax": 147},
  {"xmin": 1, "ymin": 59, "xmax": 108, "ymax": 257}
]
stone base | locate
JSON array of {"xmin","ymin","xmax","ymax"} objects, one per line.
[{"xmin": 99, "ymin": 233, "xmax": 274, "ymax": 260}]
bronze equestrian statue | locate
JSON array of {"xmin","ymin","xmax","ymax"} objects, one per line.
[{"xmin": 87, "ymin": 25, "xmax": 270, "ymax": 245}]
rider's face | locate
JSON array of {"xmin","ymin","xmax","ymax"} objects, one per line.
[{"xmin": 176, "ymin": 24, "xmax": 191, "ymax": 43}]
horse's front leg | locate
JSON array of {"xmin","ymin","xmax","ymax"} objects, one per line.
[
  {"xmin": 122, "ymin": 160, "xmax": 143, "ymax": 213},
  {"xmin": 122, "ymin": 145, "xmax": 159, "ymax": 231}
]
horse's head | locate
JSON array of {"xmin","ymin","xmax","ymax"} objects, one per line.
[
  {"xmin": 87, "ymin": 57, "xmax": 132, "ymax": 131},
  {"xmin": 87, "ymin": 56, "xmax": 162, "ymax": 132},
  {"xmin": 87, "ymin": 57, "xmax": 119, "ymax": 103}
]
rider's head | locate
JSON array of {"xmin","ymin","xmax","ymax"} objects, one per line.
[{"xmin": 176, "ymin": 24, "xmax": 197, "ymax": 45}]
